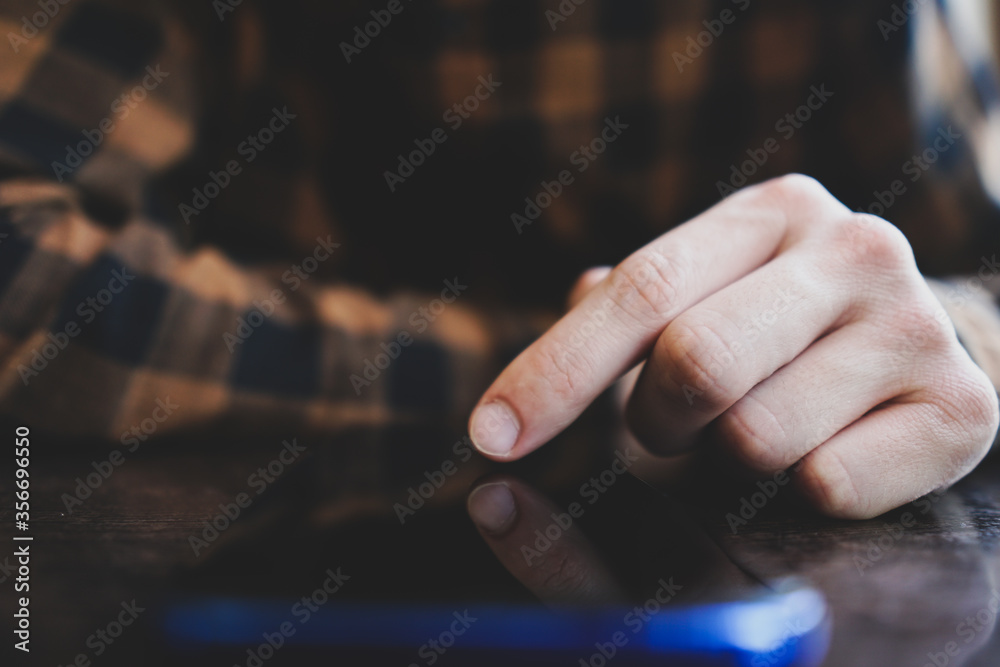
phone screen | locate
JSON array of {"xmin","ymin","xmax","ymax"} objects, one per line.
[{"xmin": 155, "ymin": 444, "xmax": 830, "ymax": 667}]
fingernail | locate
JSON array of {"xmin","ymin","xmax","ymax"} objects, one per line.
[
  {"xmin": 470, "ymin": 400, "xmax": 520, "ymax": 457},
  {"xmin": 467, "ymin": 482, "xmax": 517, "ymax": 535}
]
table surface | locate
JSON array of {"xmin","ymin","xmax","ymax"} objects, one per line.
[{"xmin": 4, "ymin": 427, "xmax": 1000, "ymax": 667}]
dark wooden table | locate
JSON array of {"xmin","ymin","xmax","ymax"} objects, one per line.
[{"xmin": 4, "ymin": 426, "xmax": 1000, "ymax": 667}]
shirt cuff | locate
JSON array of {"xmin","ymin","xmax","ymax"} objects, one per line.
[{"xmin": 926, "ymin": 276, "xmax": 1000, "ymax": 393}]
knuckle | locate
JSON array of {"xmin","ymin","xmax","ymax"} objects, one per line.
[
  {"xmin": 889, "ymin": 299, "xmax": 954, "ymax": 358},
  {"xmin": 969, "ymin": 379, "xmax": 1000, "ymax": 437},
  {"xmin": 716, "ymin": 395, "xmax": 787, "ymax": 472},
  {"xmin": 656, "ymin": 320, "xmax": 739, "ymax": 409},
  {"xmin": 796, "ymin": 448, "xmax": 867, "ymax": 518},
  {"xmin": 837, "ymin": 214, "xmax": 914, "ymax": 271},
  {"xmin": 608, "ymin": 252, "xmax": 684, "ymax": 327},
  {"xmin": 929, "ymin": 370, "xmax": 1000, "ymax": 460}
]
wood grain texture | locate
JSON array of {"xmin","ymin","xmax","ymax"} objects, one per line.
[{"xmin": 3, "ymin": 438, "xmax": 1000, "ymax": 666}]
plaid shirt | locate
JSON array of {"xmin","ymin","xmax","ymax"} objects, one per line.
[{"xmin": 2, "ymin": 0, "xmax": 1000, "ymax": 458}]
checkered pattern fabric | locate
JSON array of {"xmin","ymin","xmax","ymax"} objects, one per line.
[{"xmin": 1, "ymin": 0, "xmax": 999, "ymax": 451}]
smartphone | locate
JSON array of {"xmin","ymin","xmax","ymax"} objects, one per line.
[{"xmin": 152, "ymin": 444, "xmax": 830, "ymax": 667}]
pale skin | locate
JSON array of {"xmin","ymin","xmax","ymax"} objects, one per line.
[{"xmin": 468, "ymin": 174, "xmax": 1000, "ymax": 519}]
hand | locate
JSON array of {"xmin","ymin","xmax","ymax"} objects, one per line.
[{"xmin": 468, "ymin": 175, "xmax": 999, "ymax": 519}]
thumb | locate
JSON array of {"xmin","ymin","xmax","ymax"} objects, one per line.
[{"xmin": 566, "ymin": 266, "xmax": 613, "ymax": 310}]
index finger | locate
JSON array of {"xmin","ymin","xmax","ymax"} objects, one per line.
[{"xmin": 468, "ymin": 176, "xmax": 841, "ymax": 460}]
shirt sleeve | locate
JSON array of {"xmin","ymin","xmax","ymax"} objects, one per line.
[
  {"xmin": 926, "ymin": 276, "xmax": 1000, "ymax": 394},
  {"xmin": 910, "ymin": 0, "xmax": 1000, "ymax": 395},
  {"xmin": 0, "ymin": 0, "xmax": 549, "ymax": 444}
]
